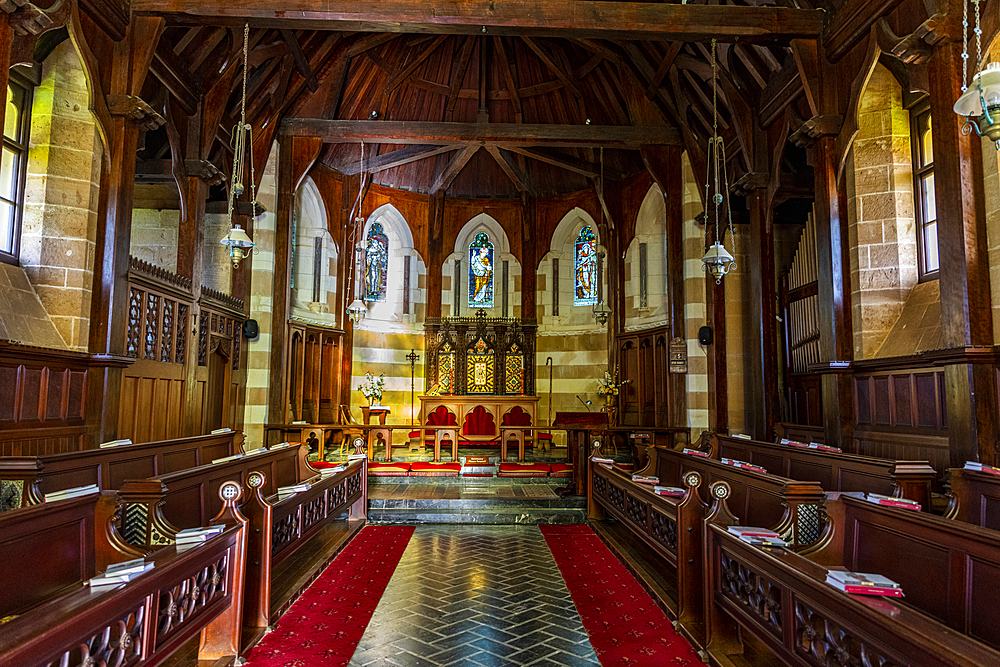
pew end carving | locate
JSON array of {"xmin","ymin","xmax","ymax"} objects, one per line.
[{"xmin": 199, "ymin": 481, "xmax": 248, "ymax": 662}]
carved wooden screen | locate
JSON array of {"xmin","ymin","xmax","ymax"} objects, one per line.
[
  {"xmin": 425, "ymin": 310, "xmax": 536, "ymax": 396},
  {"xmin": 126, "ymin": 258, "xmax": 192, "ymax": 365}
]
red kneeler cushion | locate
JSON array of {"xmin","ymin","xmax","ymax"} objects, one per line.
[
  {"xmin": 549, "ymin": 463, "xmax": 573, "ymax": 478},
  {"xmin": 497, "ymin": 462, "xmax": 550, "ymax": 477},
  {"xmin": 310, "ymin": 461, "xmax": 338, "ymax": 469},
  {"xmin": 409, "ymin": 462, "xmax": 462, "ymax": 477},
  {"xmin": 368, "ymin": 462, "xmax": 411, "ymax": 476}
]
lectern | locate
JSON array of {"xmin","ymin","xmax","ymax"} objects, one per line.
[{"xmin": 552, "ymin": 411, "xmax": 608, "ymax": 495}]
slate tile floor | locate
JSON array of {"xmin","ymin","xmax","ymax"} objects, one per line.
[{"xmin": 349, "ymin": 525, "xmax": 600, "ymax": 667}]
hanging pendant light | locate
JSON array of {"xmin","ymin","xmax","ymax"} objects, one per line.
[
  {"xmin": 700, "ymin": 39, "xmax": 737, "ymax": 284},
  {"xmin": 346, "ymin": 140, "xmax": 369, "ymax": 325},
  {"xmin": 954, "ymin": 0, "xmax": 1000, "ymax": 150},
  {"xmin": 220, "ymin": 24, "xmax": 259, "ymax": 268}
]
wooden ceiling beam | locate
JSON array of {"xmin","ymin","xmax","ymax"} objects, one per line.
[
  {"xmin": 486, "ymin": 145, "xmax": 532, "ymax": 193},
  {"xmin": 431, "ymin": 144, "xmax": 478, "ymax": 193},
  {"xmin": 645, "ymin": 43, "xmax": 682, "ymax": 99},
  {"xmin": 133, "ymin": 1, "xmax": 824, "ymax": 43},
  {"xmin": 444, "ymin": 36, "xmax": 476, "ymax": 121},
  {"xmin": 280, "ymin": 119, "xmax": 682, "ymax": 148},
  {"xmin": 341, "ymin": 144, "xmax": 461, "ymax": 175},
  {"xmin": 280, "ymin": 28, "xmax": 320, "ymax": 91},
  {"xmin": 521, "ymin": 36, "xmax": 583, "ymax": 99},
  {"xmin": 507, "ymin": 146, "xmax": 599, "ymax": 179},
  {"xmin": 494, "ymin": 36, "xmax": 522, "ymax": 123},
  {"xmin": 385, "ymin": 34, "xmax": 448, "ymax": 92}
]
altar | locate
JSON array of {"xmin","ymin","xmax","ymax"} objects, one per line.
[{"xmin": 417, "ymin": 395, "xmax": 543, "ymax": 460}]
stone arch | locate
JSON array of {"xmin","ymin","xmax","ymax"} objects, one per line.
[
  {"xmin": 622, "ymin": 183, "xmax": 668, "ymax": 330},
  {"xmin": 443, "ymin": 214, "xmax": 520, "ymax": 318},
  {"xmin": 291, "ymin": 176, "xmax": 339, "ymax": 319},
  {"xmin": 357, "ymin": 202, "xmax": 426, "ymax": 324}
]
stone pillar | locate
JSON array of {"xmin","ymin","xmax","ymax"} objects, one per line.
[
  {"xmin": 267, "ymin": 137, "xmax": 294, "ymax": 423},
  {"xmin": 520, "ymin": 192, "xmax": 538, "ymax": 320}
]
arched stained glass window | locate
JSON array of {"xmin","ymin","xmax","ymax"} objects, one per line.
[
  {"xmin": 364, "ymin": 222, "xmax": 388, "ymax": 302},
  {"xmin": 574, "ymin": 226, "xmax": 598, "ymax": 305},
  {"xmin": 468, "ymin": 232, "xmax": 494, "ymax": 309}
]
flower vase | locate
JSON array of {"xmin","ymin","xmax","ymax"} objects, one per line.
[{"xmin": 603, "ymin": 393, "xmax": 615, "ymax": 409}]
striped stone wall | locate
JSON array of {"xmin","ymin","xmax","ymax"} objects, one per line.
[{"xmin": 681, "ymin": 154, "xmax": 709, "ymax": 434}]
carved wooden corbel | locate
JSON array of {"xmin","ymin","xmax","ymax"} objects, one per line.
[
  {"xmin": 789, "ymin": 114, "xmax": 844, "ymax": 147},
  {"xmin": 876, "ymin": 15, "xmax": 948, "ymax": 65},
  {"xmin": 183, "ymin": 158, "xmax": 227, "ymax": 187},
  {"xmin": 107, "ymin": 94, "xmax": 166, "ymax": 131},
  {"xmin": 731, "ymin": 171, "xmax": 769, "ymax": 196}
]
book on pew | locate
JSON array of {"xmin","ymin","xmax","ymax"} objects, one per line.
[
  {"xmin": 320, "ymin": 464, "xmax": 347, "ymax": 476},
  {"xmin": 964, "ymin": 461, "xmax": 1000, "ymax": 475},
  {"xmin": 721, "ymin": 458, "xmax": 768, "ymax": 474},
  {"xmin": 631, "ymin": 474, "xmax": 659, "ymax": 485},
  {"xmin": 652, "ymin": 486, "xmax": 685, "ymax": 497},
  {"xmin": 727, "ymin": 526, "xmax": 782, "ymax": 538},
  {"xmin": 864, "ymin": 493, "xmax": 921, "ymax": 511},
  {"xmin": 347, "ymin": 453, "xmax": 368, "ymax": 461},
  {"xmin": 780, "ymin": 438, "xmax": 808, "ymax": 448},
  {"xmin": 270, "ymin": 442, "xmax": 293, "ymax": 449},
  {"xmin": 175, "ymin": 525, "xmax": 225, "ymax": 546},
  {"xmin": 731, "ymin": 433, "xmax": 752, "ymax": 440},
  {"xmin": 682, "ymin": 448, "xmax": 709, "ymax": 458},
  {"xmin": 826, "ymin": 571, "xmax": 903, "ymax": 597},
  {"xmin": 99, "ymin": 438, "xmax": 132, "ymax": 448},
  {"xmin": 210, "ymin": 427, "xmax": 233, "ymax": 434},
  {"xmin": 212, "ymin": 453, "xmax": 245, "ymax": 464},
  {"xmin": 809, "ymin": 443, "xmax": 843, "ymax": 452},
  {"xmin": 44, "ymin": 483, "xmax": 99, "ymax": 502},
  {"xmin": 88, "ymin": 562, "xmax": 154, "ymax": 588},
  {"xmin": 276, "ymin": 483, "xmax": 312, "ymax": 501},
  {"xmin": 591, "ymin": 457, "xmax": 614, "ymax": 465},
  {"xmin": 738, "ymin": 535, "xmax": 789, "ymax": 549},
  {"xmin": 102, "ymin": 558, "xmax": 149, "ymax": 578},
  {"xmin": 243, "ymin": 446, "xmax": 267, "ymax": 456}
]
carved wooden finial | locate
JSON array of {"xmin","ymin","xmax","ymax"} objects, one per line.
[
  {"xmin": 353, "ymin": 437, "xmax": 366, "ymax": 456},
  {"xmin": 219, "ymin": 480, "xmax": 243, "ymax": 506},
  {"xmin": 590, "ymin": 439, "xmax": 602, "ymax": 460},
  {"xmin": 705, "ymin": 480, "xmax": 738, "ymax": 527},
  {"xmin": 683, "ymin": 471, "xmax": 702, "ymax": 490}
]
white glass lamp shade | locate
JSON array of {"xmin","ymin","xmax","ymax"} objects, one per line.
[
  {"xmin": 702, "ymin": 241, "xmax": 735, "ymax": 283},
  {"xmin": 954, "ymin": 62, "xmax": 1000, "ymax": 143},
  {"xmin": 220, "ymin": 223, "xmax": 255, "ymax": 268},
  {"xmin": 347, "ymin": 299, "xmax": 367, "ymax": 324}
]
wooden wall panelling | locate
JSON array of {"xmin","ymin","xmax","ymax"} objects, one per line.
[{"xmin": 616, "ymin": 325, "xmax": 672, "ymax": 429}]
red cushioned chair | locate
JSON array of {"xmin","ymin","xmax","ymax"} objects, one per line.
[
  {"xmin": 500, "ymin": 406, "xmax": 553, "ymax": 451},
  {"xmin": 410, "ymin": 406, "xmax": 458, "ymax": 449},
  {"xmin": 459, "ymin": 406, "xmax": 498, "ymax": 447}
]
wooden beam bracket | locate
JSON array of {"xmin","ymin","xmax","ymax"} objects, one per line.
[
  {"xmin": 789, "ymin": 115, "xmax": 843, "ymax": 147},
  {"xmin": 107, "ymin": 95, "xmax": 167, "ymax": 131},
  {"xmin": 184, "ymin": 158, "xmax": 226, "ymax": 186}
]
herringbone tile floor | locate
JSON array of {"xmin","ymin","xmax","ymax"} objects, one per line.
[{"xmin": 349, "ymin": 525, "xmax": 600, "ymax": 667}]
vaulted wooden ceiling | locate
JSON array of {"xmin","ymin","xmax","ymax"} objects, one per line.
[{"xmin": 133, "ymin": 0, "xmax": 834, "ymax": 201}]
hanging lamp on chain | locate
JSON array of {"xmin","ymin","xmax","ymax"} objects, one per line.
[
  {"xmin": 220, "ymin": 24, "xmax": 259, "ymax": 268},
  {"xmin": 346, "ymin": 140, "xmax": 369, "ymax": 324},
  {"xmin": 954, "ymin": 0, "xmax": 1000, "ymax": 150},
  {"xmin": 701, "ymin": 39, "xmax": 737, "ymax": 284}
]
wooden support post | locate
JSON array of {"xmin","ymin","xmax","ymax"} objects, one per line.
[
  {"xmin": 706, "ymin": 224, "xmax": 728, "ymax": 434},
  {"xmin": 747, "ymin": 184, "xmax": 779, "ymax": 440},
  {"xmin": 813, "ymin": 133, "xmax": 854, "ymax": 451},
  {"xmin": 268, "ymin": 136, "xmax": 295, "ymax": 423},
  {"xmin": 520, "ymin": 192, "xmax": 537, "ymax": 320},
  {"xmin": 426, "ymin": 191, "xmax": 445, "ymax": 318},
  {"xmin": 927, "ymin": 38, "xmax": 997, "ymax": 467}
]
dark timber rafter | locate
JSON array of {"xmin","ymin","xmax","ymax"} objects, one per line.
[{"xmin": 133, "ymin": 0, "xmax": 824, "ymax": 43}]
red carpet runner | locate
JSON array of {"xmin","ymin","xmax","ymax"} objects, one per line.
[
  {"xmin": 539, "ymin": 524, "xmax": 700, "ymax": 666},
  {"xmin": 245, "ymin": 525, "xmax": 415, "ymax": 667}
]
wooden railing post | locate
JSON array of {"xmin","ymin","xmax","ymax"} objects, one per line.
[
  {"xmin": 349, "ymin": 458, "xmax": 368, "ymax": 520},
  {"xmin": 774, "ymin": 481, "xmax": 827, "ymax": 549},
  {"xmin": 0, "ymin": 457, "xmax": 44, "ymax": 509},
  {"xmin": 891, "ymin": 461, "xmax": 936, "ymax": 511},
  {"xmin": 702, "ymin": 481, "xmax": 742, "ymax": 662},
  {"xmin": 240, "ymin": 471, "xmax": 273, "ymax": 635},
  {"xmin": 199, "ymin": 481, "xmax": 248, "ymax": 662},
  {"xmin": 675, "ymin": 471, "xmax": 706, "ymax": 640},
  {"xmin": 117, "ymin": 479, "xmax": 179, "ymax": 549},
  {"xmin": 587, "ymin": 441, "xmax": 606, "ymax": 521}
]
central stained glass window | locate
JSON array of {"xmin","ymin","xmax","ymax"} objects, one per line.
[
  {"xmin": 468, "ymin": 232, "xmax": 494, "ymax": 309},
  {"xmin": 574, "ymin": 226, "xmax": 597, "ymax": 306},
  {"xmin": 364, "ymin": 222, "xmax": 388, "ymax": 302}
]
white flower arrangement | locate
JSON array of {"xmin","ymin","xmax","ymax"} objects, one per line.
[
  {"xmin": 359, "ymin": 372, "xmax": 386, "ymax": 405},
  {"xmin": 597, "ymin": 370, "xmax": 625, "ymax": 396}
]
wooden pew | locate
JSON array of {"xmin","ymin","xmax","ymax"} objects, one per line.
[
  {"xmin": 589, "ymin": 455, "xmax": 708, "ymax": 648},
  {"xmin": 117, "ymin": 443, "xmax": 313, "ymax": 549},
  {"xmin": 702, "ymin": 431, "xmax": 936, "ymax": 510},
  {"xmin": 0, "ymin": 490, "xmax": 145, "ymax": 621},
  {"xmin": 701, "ymin": 481, "xmax": 1000, "ymax": 667},
  {"xmin": 240, "ymin": 459, "xmax": 368, "ymax": 636},
  {"xmin": 0, "ymin": 482, "xmax": 249, "ymax": 667},
  {"xmin": 654, "ymin": 445, "xmax": 826, "ymax": 548},
  {"xmin": 0, "ymin": 430, "xmax": 240, "ymax": 511},
  {"xmin": 945, "ymin": 467, "xmax": 1000, "ymax": 530},
  {"xmin": 800, "ymin": 491, "xmax": 1000, "ymax": 651},
  {"xmin": 774, "ymin": 421, "xmax": 824, "ymax": 444}
]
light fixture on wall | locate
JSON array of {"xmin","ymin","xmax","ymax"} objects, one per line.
[
  {"xmin": 220, "ymin": 23, "xmax": 258, "ymax": 268},
  {"xmin": 593, "ymin": 300, "xmax": 611, "ymax": 325},
  {"xmin": 346, "ymin": 140, "xmax": 369, "ymax": 324},
  {"xmin": 700, "ymin": 38, "xmax": 737, "ymax": 284},
  {"xmin": 954, "ymin": 0, "xmax": 1000, "ymax": 150}
]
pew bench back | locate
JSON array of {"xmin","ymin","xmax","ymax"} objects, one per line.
[{"xmin": 946, "ymin": 467, "xmax": 1000, "ymax": 530}]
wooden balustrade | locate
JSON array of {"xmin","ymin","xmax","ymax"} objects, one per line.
[
  {"xmin": 945, "ymin": 468, "xmax": 1000, "ymax": 529},
  {"xmin": 0, "ymin": 430, "xmax": 240, "ymax": 511},
  {"xmin": 240, "ymin": 459, "xmax": 367, "ymax": 635},
  {"xmin": 701, "ymin": 431, "xmax": 937, "ymax": 510},
  {"xmin": 701, "ymin": 481, "xmax": 1000, "ymax": 667},
  {"xmin": 0, "ymin": 482, "xmax": 249, "ymax": 666}
]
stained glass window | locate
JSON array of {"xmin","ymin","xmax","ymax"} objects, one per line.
[
  {"xmin": 364, "ymin": 222, "xmax": 388, "ymax": 302},
  {"xmin": 574, "ymin": 226, "xmax": 598, "ymax": 306},
  {"xmin": 468, "ymin": 232, "xmax": 494, "ymax": 309}
]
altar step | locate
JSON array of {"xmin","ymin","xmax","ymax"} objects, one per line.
[{"xmin": 368, "ymin": 496, "xmax": 587, "ymax": 525}]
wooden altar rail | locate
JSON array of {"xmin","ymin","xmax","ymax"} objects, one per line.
[
  {"xmin": 774, "ymin": 421, "xmax": 824, "ymax": 444},
  {"xmin": 0, "ymin": 491, "xmax": 144, "ymax": 621},
  {"xmin": 702, "ymin": 484, "xmax": 1000, "ymax": 667},
  {"xmin": 0, "ymin": 488, "xmax": 249, "ymax": 667},
  {"xmin": 240, "ymin": 459, "xmax": 367, "ymax": 636},
  {"xmin": 117, "ymin": 444, "xmax": 314, "ymax": 550},
  {"xmin": 700, "ymin": 431, "xmax": 937, "ymax": 510},
  {"xmin": 945, "ymin": 467, "xmax": 1000, "ymax": 530},
  {"xmin": 0, "ymin": 430, "xmax": 240, "ymax": 510}
]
